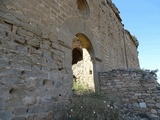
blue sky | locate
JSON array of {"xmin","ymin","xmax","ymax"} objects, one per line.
[{"xmin": 112, "ymin": 0, "xmax": 160, "ymax": 80}]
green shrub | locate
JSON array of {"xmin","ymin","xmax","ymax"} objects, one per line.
[{"xmin": 72, "ymin": 80, "xmax": 93, "ymax": 95}]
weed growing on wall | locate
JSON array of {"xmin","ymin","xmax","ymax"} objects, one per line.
[
  {"xmin": 138, "ymin": 69, "xmax": 158, "ymax": 80},
  {"xmin": 72, "ymin": 79, "xmax": 94, "ymax": 95}
]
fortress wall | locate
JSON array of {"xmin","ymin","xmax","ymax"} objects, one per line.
[
  {"xmin": 0, "ymin": 0, "xmax": 139, "ymax": 119},
  {"xmin": 99, "ymin": 69, "xmax": 160, "ymax": 119}
]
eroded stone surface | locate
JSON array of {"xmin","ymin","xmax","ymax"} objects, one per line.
[
  {"xmin": 0, "ymin": 0, "xmax": 140, "ymax": 119},
  {"xmin": 99, "ymin": 69, "xmax": 160, "ymax": 119}
]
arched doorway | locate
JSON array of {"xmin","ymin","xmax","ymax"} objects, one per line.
[
  {"xmin": 72, "ymin": 33, "xmax": 95, "ymax": 92},
  {"xmin": 58, "ymin": 17, "xmax": 102, "ymax": 94}
]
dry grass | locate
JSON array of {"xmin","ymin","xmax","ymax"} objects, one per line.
[{"xmin": 64, "ymin": 85, "xmax": 122, "ymax": 120}]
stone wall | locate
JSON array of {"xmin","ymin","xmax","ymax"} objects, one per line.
[
  {"xmin": 125, "ymin": 30, "xmax": 139, "ymax": 68},
  {"xmin": 99, "ymin": 69, "xmax": 160, "ymax": 119},
  {"xmin": 0, "ymin": 0, "xmax": 140, "ymax": 119}
]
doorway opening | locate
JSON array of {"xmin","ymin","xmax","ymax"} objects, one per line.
[{"xmin": 72, "ymin": 33, "xmax": 95, "ymax": 93}]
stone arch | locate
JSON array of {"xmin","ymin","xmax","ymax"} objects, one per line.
[
  {"xmin": 58, "ymin": 17, "xmax": 102, "ymax": 91},
  {"xmin": 72, "ymin": 33, "xmax": 95, "ymax": 90},
  {"xmin": 58, "ymin": 17, "xmax": 101, "ymax": 60}
]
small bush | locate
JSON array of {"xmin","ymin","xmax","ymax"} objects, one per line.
[
  {"xmin": 64, "ymin": 92, "xmax": 122, "ymax": 120},
  {"xmin": 138, "ymin": 69, "xmax": 159, "ymax": 80},
  {"xmin": 72, "ymin": 80, "xmax": 93, "ymax": 95}
]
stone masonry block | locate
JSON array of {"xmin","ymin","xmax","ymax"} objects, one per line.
[
  {"xmin": 42, "ymin": 102, "xmax": 57, "ymax": 112},
  {"xmin": 51, "ymin": 42, "xmax": 60, "ymax": 50},
  {"xmin": 156, "ymin": 103, "xmax": 160, "ymax": 108},
  {"xmin": 20, "ymin": 22, "xmax": 41, "ymax": 36},
  {"xmin": 10, "ymin": 61, "xmax": 31, "ymax": 70},
  {"xmin": 0, "ymin": 68, "xmax": 23, "ymax": 76},
  {"xmin": 14, "ymin": 107, "xmax": 28, "ymax": 116},
  {"xmin": 5, "ymin": 98, "xmax": 24, "ymax": 109},
  {"xmin": 0, "ymin": 58, "xmax": 9, "ymax": 67},
  {"xmin": 26, "ymin": 0, "xmax": 37, "ymax": 7},
  {"xmin": 11, "ymin": 117, "xmax": 26, "ymax": 120},
  {"xmin": 0, "ymin": 30, "xmax": 8, "ymax": 39},
  {"xmin": 41, "ymin": 95, "xmax": 54, "ymax": 102},
  {"xmin": 0, "ymin": 23, "xmax": 11, "ymax": 31},
  {"xmin": 40, "ymin": 40, "xmax": 51, "ymax": 50},
  {"xmin": 22, "ymin": 70, "xmax": 48, "ymax": 79},
  {"xmin": 0, "ymin": 5, "xmax": 8, "ymax": 12},
  {"xmin": 139, "ymin": 102, "xmax": 147, "ymax": 108},
  {"xmin": 0, "ymin": 99, "xmax": 4, "ymax": 110},
  {"xmin": 26, "ymin": 115, "xmax": 34, "ymax": 120},
  {"xmin": 0, "ymin": 110, "xmax": 12, "ymax": 120},
  {"xmin": 17, "ymin": 27, "xmax": 33, "ymax": 37},
  {"xmin": 18, "ymin": 1, "xmax": 31, "ymax": 11},
  {"xmin": 8, "ymin": 9, "xmax": 30, "ymax": 23},
  {"xmin": 26, "ymin": 38, "xmax": 40, "ymax": 48},
  {"xmin": 2, "ymin": 14, "xmax": 21, "ymax": 26},
  {"xmin": 15, "ymin": 44, "xmax": 28, "ymax": 54},
  {"xmin": 30, "ymin": 113, "xmax": 49, "ymax": 120},
  {"xmin": 14, "ymin": 35, "xmax": 26, "ymax": 44},
  {"xmin": 38, "ymin": 24, "xmax": 51, "ymax": 39},
  {"xmin": 0, "ymin": 85, "xmax": 10, "ymax": 99},
  {"xmin": 27, "ymin": 105, "xmax": 45, "ymax": 114}
]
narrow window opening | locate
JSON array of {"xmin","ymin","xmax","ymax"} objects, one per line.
[{"xmin": 77, "ymin": 0, "xmax": 90, "ymax": 19}]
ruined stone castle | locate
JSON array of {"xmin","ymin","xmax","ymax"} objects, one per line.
[{"xmin": 0, "ymin": 0, "xmax": 148, "ymax": 119}]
